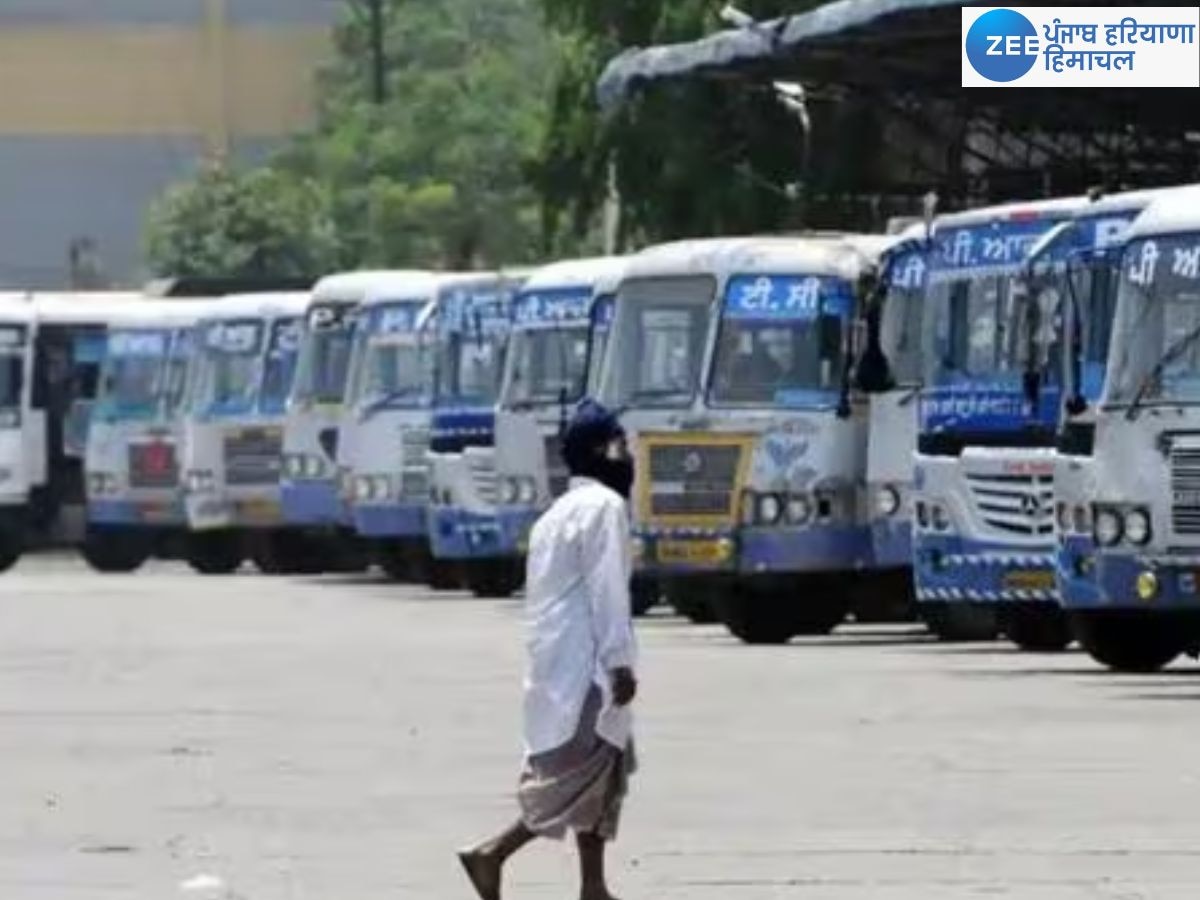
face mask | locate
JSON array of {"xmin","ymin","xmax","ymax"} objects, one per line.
[{"xmin": 594, "ymin": 456, "xmax": 634, "ymax": 500}]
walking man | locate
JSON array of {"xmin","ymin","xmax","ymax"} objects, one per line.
[{"xmin": 459, "ymin": 400, "xmax": 638, "ymax": 900}]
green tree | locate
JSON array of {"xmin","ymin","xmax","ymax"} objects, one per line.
[
  {"xmin": 534, "ymin": 0, "xmax": 887, "ymax": 250},
  {"xmin": 147, "ymin": 0, "xmax": 561, "ymax": 277},
  {"xmin": 144, "ymin": 164, "xmax": 338, "ymax": 279},
  {"xmin": 278, "ymin": 0, "xmax": 555, "ymax": 268}
]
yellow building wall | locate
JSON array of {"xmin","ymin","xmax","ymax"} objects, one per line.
[{"xmin": 0, "ymin": 24, "xmax": 331, "ymax": 145}]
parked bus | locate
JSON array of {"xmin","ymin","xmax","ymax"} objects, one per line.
[
  {"xmin": 339, "ymin": 272, "xmax": 445, "ymax": 580},
  {"xmin": 1076, "ymin": 185, "xmax": 1200, "ymax": 670},
  {"xmin": 597, "ymin": 235, "xmax": 891, "ymax": 643},
  {"xmin": 83, "ymin": 299, "xmax": 210, "ymax": 571},
  {"xmin": 911, "ymin": 197, "xmax": 1091, "ymax": 646},
  {"xmin": 492, "ymin": 256, "xmax": 627, "ymax": 589},
  {"xmin": 180, "ymin": 293, "xmax": 309, "ymax": 574},
  {"xmin": 0, "ymin": 292, "xmax": 147, "ymax": 572},
  {"xmin": 426, "ymin": 273, "xmax": 521, "ymax": 596}
]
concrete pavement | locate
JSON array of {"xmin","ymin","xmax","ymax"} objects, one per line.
[{"xmin": 1, "ymin": 556, "xmax": 1199, "ymax": 898}]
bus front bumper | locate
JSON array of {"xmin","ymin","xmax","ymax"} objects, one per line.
[{"xmin": 914, "ymin": 533, "xmax": 1057, "ymax": 604}]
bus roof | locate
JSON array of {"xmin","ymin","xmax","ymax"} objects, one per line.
[
  {"xmin": 620, "ymin": 234, "xmax": 890, "ymax": 283},
  {"xmin": 199, "ymin": 292, "xmax": 311, "ymax": 323},
  {"xmin": 31, "ymin": 292, "xmax": 151, "ymax": 327},
  {"xmin": 104, "ymin": 298, "xmax": 216, "ymax": 331},
  {"xmin": 1119, "ymin": 184, "xmax": 1200, "ymax": 241},
  {"xmin": 933, "ymin": 195, "xmax": 1089, "ymax": 231},
  {"xmin": 519, "ymin": 256, "xmax": 628, "ymax": 294}
]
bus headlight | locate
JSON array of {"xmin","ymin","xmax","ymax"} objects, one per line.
[
  {"xmin": 875, "ymin": 485, "xmax": 901, "ymax": 518},
  {"xmin": 185, "ymin": 469, "xmax": 216, "ymax": 494},
  {"xmin": 756, "ymin": 493, "xmax": 783, "ymax": 526},
  {"xmin": 303, "ymin": 455, "xmax": 326, "ymax": 479},
  {"xmin": 1072, "ymin": 505, "xmax": 1091, "ymax": 535},
  {"xmin": 916, "ymin": 501, "xmax": 929, "ymax": 529},
  {"xmin": 1094, "ymin": 507, "xmax": 1123, "ymax": 547},
  {"xmin": 88, "ymin": 472, "xmax": 119, "ymax": 496},
  {"xmin": 931, "ymin": 503, "xmax": 950, "ymax": 532},
  {"xmin": 516, "ymin": 478, "xmax": 537, "ymax": 505},
  {"xmin": 1136, "ymin": 570, "xmax": 1159, "ymax": 600},
  {"xmin": 786, "ymin": 494, "xmax": 812, "ymax": 526},
  {"xmin": 1124, "ymin": 509, "xmax": 1152, "ymax": 546},
  {"xmin": 500, "ymin": 478, "xmax": 519, "ymax": 505},
  {"xmin": 1056, "ymin": 501, "xmax": 1071, "ymax": 532},
  {"xmin": 353, "ymin": 477, "xmax": 373, "ymax": 502}
]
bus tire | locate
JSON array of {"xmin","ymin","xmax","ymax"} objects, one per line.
[
  {"xmin": 81, "ymin": 527, "xmax": 149, "ymax": 574},
  {"xmin": 667, "ymin": 586, "xmax": 718, "ymax": 624},
  {"xmin": 1072, "ymin": 611, "xmax": 1187, "ymax": 673},
  {"xmin": 791, "ymin": 595, "xmax": 850, "ymax": 636},
  {"xmin": 631, "ymin": 576, "xmax": 659, "ymax": 617},
  {"xmin": 920, "ymin": 602, "xmax": 1000, "ymax": 642},
  {"xmin": 850, "ymin": 570, "xmax": 916, "ymax": 623},
  {"xmin": 1002, "ymin": 603, "xmax": 1072, "ymax": 652},
  {"xmin": 429, "ymin": 560, "xmax": 461, "ymax": 591},
  {"xmin": 714, "ymin": 587, "xmax": 796, "ymax": 645},
  {"xmin": 185, "ymin": 532, "xmax": 243, "ymax": 575},
  {"xmin": 0, "ymin": 525, "xmax": 22, "ymax": 573},
  {"xmin": 467, "ymin": 561, "xmax": 522, "ymax": 599}
]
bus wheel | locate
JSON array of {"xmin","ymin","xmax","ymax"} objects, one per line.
[
  {"xmin": 81, "ymin": 527, "xmax": 149, "ymax": 574},
  {"xmin": 185, "ymin": 532, "xmax": 243, "ymax": 575},
  {"xmin": 467, "ymin": 561, "xmax": 523, "ymax": 599},
  {"xmin": 920, "ymin": 602, "xmax": 1000, "ymax": 641},
  {"xmin": 1002, "ymin": 603, "xmax": 1072, "ymax": 652},
  {"xmin": 631, "ymin": 576, "xmax": 660, "ymax": 617},
  {"xmin": 1072, "ymin": 611, "xmax": 1187, "ymax": 673},
  {"xmin": 0, "ymin": 522, "xmax": 23, "ymax": 573},
  {"xmin": 666, "ymin": 585, "xmax": 718, "ymax": 624},
  {"xmin": 429, "ymin": 560, "xmax": 461, "ymax": 591},
  {"xmin": 850, "ymin": 570, "xmax": 916, "ymax": 623},
  {"xmin": 791, "ymin": 595, "xmax": 850, "ymax": 636},
  {"xmin": 714, "ymin": 587, "xmax": 795, "ymax": 645}
]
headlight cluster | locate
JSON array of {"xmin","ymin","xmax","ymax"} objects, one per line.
[
  {"xmin": 429, "ymin": 486, "xmax": 454, "ymax": 506},
  {"xmin": 874, "ymin": 485, "xmax": 902, "ymax": 518},
  {"xmin": 915, "ymin": 500, "xmax": 951, "ymax": 531},
  {"xmin": 284, "ymin": 453, "xmax": 328, "ymax": 480},
  {"xmin": 500, "ymin": 476, "xmax": 538, "ymax": 506},
  {"xmin": 741, "ymin": 490, "xmax": 814, "ymax": 527},
  {"xmin": 1093, "ymin": 505, "xmax": 1152, "ymax": 547},
  {"xmin": 87, "ymin": 471, "xmax": 120, "ymax": 497},
  {"xmin": 1055, "ymin": 501, "xmax": 1092, "ymax": 535},
  {"xmin": 354, "ymin": 474, "xmax": 394, "ymax": 503},
  {"xmin": 185, "ymin": 469, "xmax": 217, "ymax": 494}
]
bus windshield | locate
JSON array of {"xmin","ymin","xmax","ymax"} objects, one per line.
[
  {"xmin": 261, "ymin": 318, "xmax": 302, "ymax": 414},
  {"xmin": 161, "ymin": 329, "xmax": 193, "ymax": 419},
  {"xmin": 293, "ymin": 304, "xmax": 356, "ymax": 405},
  {"xmin": 437, "ymin": 334, "xmax": 506, "ymax": 406},
  {"xmin": 601, "ymin": 277, "xmax": 712, "ymax": 409},
  {"xmin": 98, "ymin": 330, "xmax": 170, "ymax": 420},
  {"xmin": 191, "ymin": 319, "xmax": 263, "ymax": 416},
  {"xmin": 503, "ymin": 325, "xmax": 590, "ymax": 408},
  {"xmin": 1107, "ymin": 234, "xmax": 1200, "ymax": 405},
  {"xmin": 880, "ymin": 259, "xmax": 925, "ymax": 385},
  {"xmin": 346, "ymin": 302, "xmax": 431, "ymax": 411},
  {"xmin": 922, "ymin": 273, "xmax": 1028, "ymax": 387},
  {"xmin": 709, "ymin": 274, "xmax": 849, "ymax": 407}
]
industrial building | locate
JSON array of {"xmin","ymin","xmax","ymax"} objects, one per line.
[{"xmin": 0, "ymin": 0, "xmax": 337, "ymax": 287}]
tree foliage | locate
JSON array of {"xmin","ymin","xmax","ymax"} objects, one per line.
[
  {"xmin": 147, "ymin": 0, "xmax": 556, "ymax": 277},
  {"xmin": 534, "ymin": 0, "xmax": 890, "ymax": 250},
  {"xmin": 144, "ymin": 164, "xmax": 338, "ymax": 279}
]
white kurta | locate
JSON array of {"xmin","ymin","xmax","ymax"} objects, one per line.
[{"xmin": 522, "ymin": 476, "xmax": 637, "ymax": 757}]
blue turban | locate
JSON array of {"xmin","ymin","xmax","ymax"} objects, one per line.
[{"xmin": 561, "ymin": 399, "xmax": 624, "ymax": 476}]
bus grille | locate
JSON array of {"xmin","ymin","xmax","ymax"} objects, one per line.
[
  {"xmin": 1171, "ymin": 446, "xmax": 1200, "ymax": 534},
  {"xmin": 643, "ymin": 437, "xmax": 747, "ymax": 523},
  {"xmin": 965, "ymin": 472, "xmax": 1054, "ymax": 536},
  {"xmin": 400, "ymin": 429, "xmax": 431, "ymax": 500},
  {"xmin": 224, "ymin": 428, "xmax": 283, "ymax": 486},
  {"xmin": 470, "ymin": 455, "xmax": 499, "ymax": 505},
  {"xmin": 128, "ymin": 441, "xmax": 178, "ymax": 489}
]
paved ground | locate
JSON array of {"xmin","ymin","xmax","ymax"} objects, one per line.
[{"xmin": 2, "ymin": 557, "xmax": 1200, "ymax": 899}]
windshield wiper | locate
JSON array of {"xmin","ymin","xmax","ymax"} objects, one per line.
[
  {"xmin": 1126, "ymin": 319, "xmax": 1200, "ymax": 420},
  {"xmin": 365, "ymin": 386, "xmax": 423, "ymax": 414}
]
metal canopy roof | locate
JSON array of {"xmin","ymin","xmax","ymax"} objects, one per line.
[{"xmin": 597, "ymin": 0, "xmax": 1200, "ymax": 207}]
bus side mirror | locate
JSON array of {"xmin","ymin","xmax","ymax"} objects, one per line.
[{"xmin": 819, "ymin": 314, "xmax": 843, "ymax": 360}]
